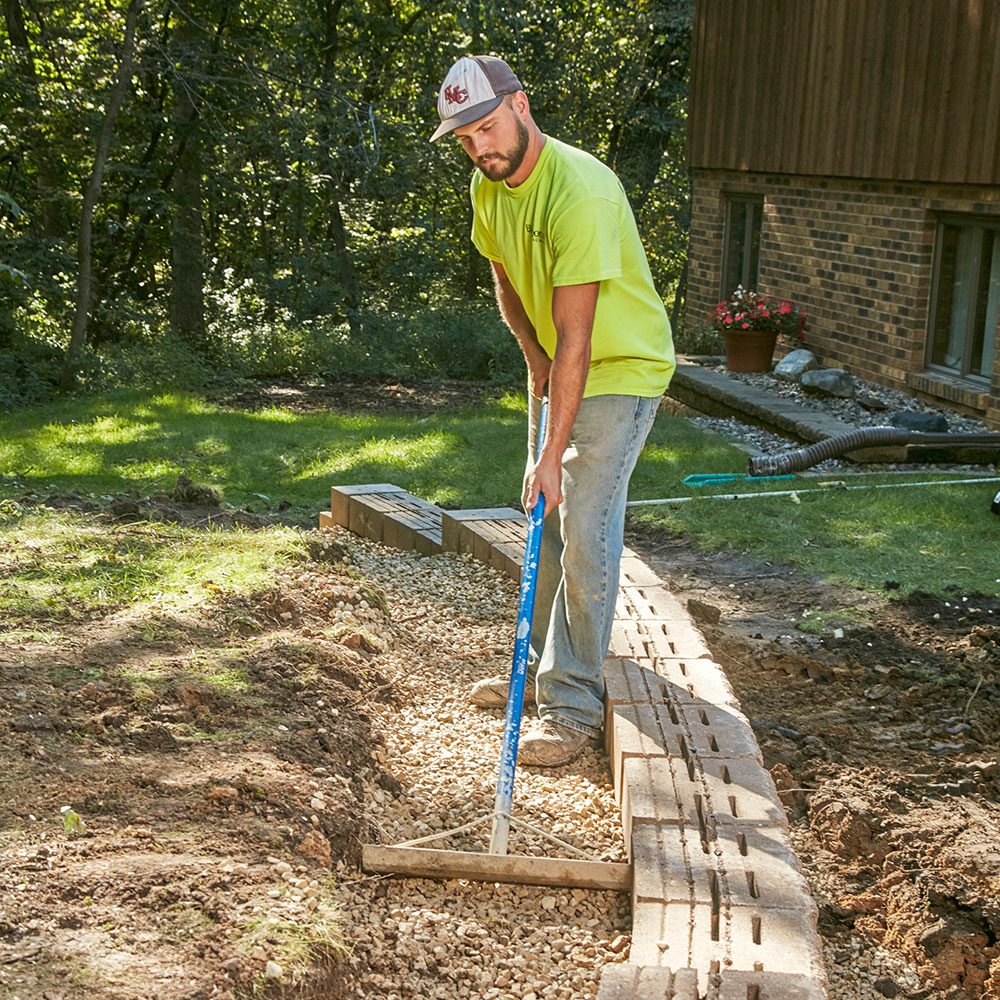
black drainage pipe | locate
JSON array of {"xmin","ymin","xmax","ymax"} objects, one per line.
[{"xmin": 748, "ymin": 427, "xmax": 1000, "ymax": 477}]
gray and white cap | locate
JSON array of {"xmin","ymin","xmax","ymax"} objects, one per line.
[{"xmin": 430, "ymin": 55, "xmax": 522, "ymax": 142}]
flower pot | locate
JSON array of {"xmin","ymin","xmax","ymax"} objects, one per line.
[{"xmin": 724, "ymin": 329, "xmax": 778, "ymax": 373}]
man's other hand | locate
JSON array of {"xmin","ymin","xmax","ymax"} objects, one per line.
[
  {"xmin": 522, "ymin": 452, "xmax": 563, "ymax": 517},
  {"xmin": 528, "ymin": 356, "xmax": 551, "ymax": 399}
]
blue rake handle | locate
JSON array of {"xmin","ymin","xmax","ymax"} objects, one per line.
[{"xmin": 489, "ymin": 397, "xmax": 548, "ymax": 856}]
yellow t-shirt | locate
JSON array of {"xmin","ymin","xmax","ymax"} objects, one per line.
[{"xmin": 471, "ymin": 136, "xmax": 675, "ymax": 398}]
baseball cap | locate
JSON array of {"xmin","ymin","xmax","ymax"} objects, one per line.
[{"xmin": 430, "ymin": 55, "xmax": 523, "ymax": 142}]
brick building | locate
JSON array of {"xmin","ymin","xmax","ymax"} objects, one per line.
[{"xmin": 684, "ymin": 0, "xmax": 1000, "ymax": 428}]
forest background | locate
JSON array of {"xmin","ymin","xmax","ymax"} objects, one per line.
[{"xmin": 0, "ymin": 0, "xmax": 693, "ymax": 409}]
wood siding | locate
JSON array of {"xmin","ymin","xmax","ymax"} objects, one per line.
[{"xmin": 688, "ymin": 0, "xmax": 1000, "ymax": 185}]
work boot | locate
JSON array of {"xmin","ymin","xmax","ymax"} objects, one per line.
[
  {"xmin": 469, "ymin": 675, "xmax": 536, "ymax": 709},
  {"xmin": 518, "ymin": 719, "xmax": 599, "ymax": 767}
]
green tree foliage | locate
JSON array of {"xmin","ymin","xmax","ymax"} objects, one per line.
[{"xmin": 0, "ymin": 0, "xmax": 692, "ymax": 406}]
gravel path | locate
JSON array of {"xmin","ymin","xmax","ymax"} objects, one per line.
[{"xmin": 338, "ymin": 540, "xmax": 629, "ymax": 999}]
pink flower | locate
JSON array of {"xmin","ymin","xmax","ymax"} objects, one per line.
[
  {"xmin": 724, "ymin": 316, "xmax": 733, "ymax": 325},
  {"xmin": 741, "ymin": 322, "xmax": 749, "ymax": 329}
]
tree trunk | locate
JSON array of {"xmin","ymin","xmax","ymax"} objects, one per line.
[
  {"xmin": 316, "ymin": 0, "xmax": 361, "ymax": 334},
  {"xmin": 3, "ymin": 0, "xmax": 64, "ymax": 236},
  {"xmin": 168, "ymin": 2, "xmax": 207, "ymax": 349},
  {"xmin": 60, "ymin": 0, "xmax": 143, "ymax": 390}
]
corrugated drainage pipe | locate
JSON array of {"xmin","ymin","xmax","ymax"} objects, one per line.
[{"xmin": 748, "ymin": 427, "xmax": 1000, "ymax": 477}]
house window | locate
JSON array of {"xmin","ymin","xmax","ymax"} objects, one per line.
[
  {"xmin": 721, "ymin": 197, "xmax": 762, "ymax": 297},
  {"xmin": 929, "ymin": 218, "xmax": 1000, "ymax": 382}
]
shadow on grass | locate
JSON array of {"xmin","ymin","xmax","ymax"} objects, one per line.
[{"xmin": 1, "ymin": 389, "xmax": 749, "ymax": 512}]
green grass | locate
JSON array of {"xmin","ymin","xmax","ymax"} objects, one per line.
[
  {"xmin": 0, "ymin": 504, "xmax": 307, "ymax": 625},
  {"xmin": 1, "ymin": 388, "xmax": 996, "ymax": 597},
  {"xmin": 632, "ymin": 476, "xmax": 1000, "ymax": 596}
]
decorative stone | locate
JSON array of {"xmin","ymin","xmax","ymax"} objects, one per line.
[
  {"xmin": 888, "ymin": 410, "xmax": 949, "ymax": 433},
  {"xmin": 855, "ymin": 392, "xmax": 889, "ymax": 412},
  {"xmin": 800, "ymin": 368, "xmax": 855, "ymax": 399},
  {"xmin": 774, "ymin": 349, "xmax": 819, "ymax": 381}
]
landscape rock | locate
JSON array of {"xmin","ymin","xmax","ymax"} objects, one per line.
[
  {"xmin": 888, "ymin": 410, "xmax": 950, "ymax": 433},
  {"xmin": 855, "ymin": 392, "xmax": 889, "ymax": 412},
  {"xmin": 774, "ymin": 348, "xmax": 820, "ymax": 381},
  {"xmin": 800, "ymin": 368, "xmax": 855, "ymax": 398}
]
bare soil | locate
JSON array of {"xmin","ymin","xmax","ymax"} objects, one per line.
[
  {"xmin": 1, "ymin": 519, "xmax": 393, "ymax": 999},
  {"xmin": 207, "ymin": 376, "xmax": 510, "ymax": 415},
  {"xmin": 629, "ymin": 525, "xmax": 1000, "ymax": 999}
]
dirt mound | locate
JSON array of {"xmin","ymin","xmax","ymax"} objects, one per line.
[{"xmin": 0, "ymin": 534, "xmax": 402, "ymax": 998}]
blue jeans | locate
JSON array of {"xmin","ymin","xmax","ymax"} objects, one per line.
[{"xmin": 526, "ymin": 392, "xmax": 660, "ymax": 738}]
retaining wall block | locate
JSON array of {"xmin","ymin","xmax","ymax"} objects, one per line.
[
  {"xmin": 620, "ymin": 757, "xmax": 696, "ymax": 843},
  {"xmin": 642, "ymin": 620, "xmax": 714, "ymax": 660},
  {"xmin": 604, "ymin": 659, "xmax": 669, "ymax": 707},
  {"xmin": 712, "ymin": 969, "xmax": 829, "ymax": 1000},
  {"xmin": 673, "ymin": 755, "xmax": 787, "ymax": 831},
  {"xmin": 596, "ymin": 964, "xmax": 700, "ymax": 1000},
  {"xmin": 632, "ymin": 822, "xmax": 715, "ymax": 906},
  {"xmin": 632, "ymin": 899, "xmax": 824, "ymax": 982},
  {"xmin": 330, "ymin": 483, "xmax": 403, "ymax": 526},
  {"xmin": 619, "ymin": 585, "xmax": 689, "ymax": 622},
  {"xmin": 619, "ymin": 553, "xmax": 663, "ymax": 587},
  {"xmin": 653, "ymin": 657, "xmax": 739, "ymax": 709}
]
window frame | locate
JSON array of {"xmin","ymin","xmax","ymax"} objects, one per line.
[
  {"xmin": 720, "ymin": 195, "xmax": 763, "ymax": 299},
  {"xmin": 926, "ymin": 213, "xmax": 1000, "ymax": 386}
]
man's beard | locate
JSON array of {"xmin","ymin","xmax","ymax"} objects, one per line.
[{"xmin": 478, "ymin": 117, "xmax": 530, "ymax": 182}]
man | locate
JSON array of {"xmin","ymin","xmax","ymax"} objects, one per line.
[{"xmin": 431, "ymin": 55, "xmax": 675, "ymax": 766}]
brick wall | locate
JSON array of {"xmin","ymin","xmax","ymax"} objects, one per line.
[{"xmin": 685, "ymin": 170, "xmax": 1000, "ymax": 428}]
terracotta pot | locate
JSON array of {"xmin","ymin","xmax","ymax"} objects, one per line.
[{"xmin": 724, "ymin": 329, "xmax": 778, "ymax": 373}]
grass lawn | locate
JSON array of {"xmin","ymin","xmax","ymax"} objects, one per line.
[{"xmin": 1, "ymin": 388, "xmax": 996, "ymax": 598}]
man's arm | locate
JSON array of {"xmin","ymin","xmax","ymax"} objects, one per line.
[
  {"xmin": 491, "ymin": 260, "xmax": 551, "ymax": 398},
  {"xmin": 522, "ymin": 281, "xmax": 598, "ymax": 517}
]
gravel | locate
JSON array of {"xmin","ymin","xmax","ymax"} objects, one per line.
[
  {"xmin": 688, "ymin": 363, "xmax": 997, "ymax": 476},
  {"xmin": 337, "ymin": 539, "xmax": 629, "ymax": 999}
]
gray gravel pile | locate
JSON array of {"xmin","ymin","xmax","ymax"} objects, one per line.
[
  {"xmin": 706, "ymin": 362, "xmax": 991, "ymax": 435},
  {"xmin": 689, "ymin": 365, "xmax": 996, "ymax": 475},
  {"xmin": 337, "ymin": 539, "xmax": 629, "ymax": 999}
]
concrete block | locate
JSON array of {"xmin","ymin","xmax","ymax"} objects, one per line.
[
  {"xmin": 654, "ymin": 657, "xmax": 739, "ymax": 708},
  {"xmin": 597, "ymin": 964, "xmax": 700, "ymax": 1000},
  {"xmin": 609, "ymin": 704, "xmax": 677, "ymax": 793},
  {"xmin": 411, "ymin": 528, "xmax": 442, "ymax": 557},
  {"xmin": 443, "ymin": 507, "xmax": 524, "ymax": 522},
  {"xmin": 631, "ymin": 899, "xmax": 716, "ymax": 976},
  {"xmin": 604, "ymin": 659, "xmax": 669, "ymax": 707},
  {"xmin": 632, "ymin": 823, "xmax": 714, "ymax": 906},
  {"xmin": 676, "ymin": 703, "xmax": 762, "ymax": 762},
  {"xmin": 727, "ymin": 905, "xmax": 826, "ymax": 979},
  {"xmin": 714, "ymin": 969, "xmax": 828, "ymax": 1000},
  {"xmin": 619, "ymin": 553, "xmax": 662, "ymax": 587},
  {"xmin": 675, "ymin": 756, "xmax": 787, "ymax": 831},
  {"xmin": 644, "ymin": 621, "xmax": 713, "ymax": 659},
  {"xmin": 713, "ymin": 826, "xmax": 813, "ymax": 912},
  {"xmin": 620, "ymin": 585, "xmax": 689, "ymax": 622},
  {"xmin": 621, "ymin": 757, "xmax": 695, "ymax": 841},
  {"xmin": 439, "ymin": 512, "xmax": 462, "ymax": 553},
  {"xmin": 347, "ymin": 494, "xmax": 385, "ymax": 542},
  {"xmin": 330, "ymin": 483, "xmax": 403, "ymax": 525},
  {"xmin": 609, "ymin": 620, "xmax": 650, "ymax": 660}
]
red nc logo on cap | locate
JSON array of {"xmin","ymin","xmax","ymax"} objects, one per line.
[{"xmin": 444, "ymin": 85, "xmax": 468, "ymax": 105}]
